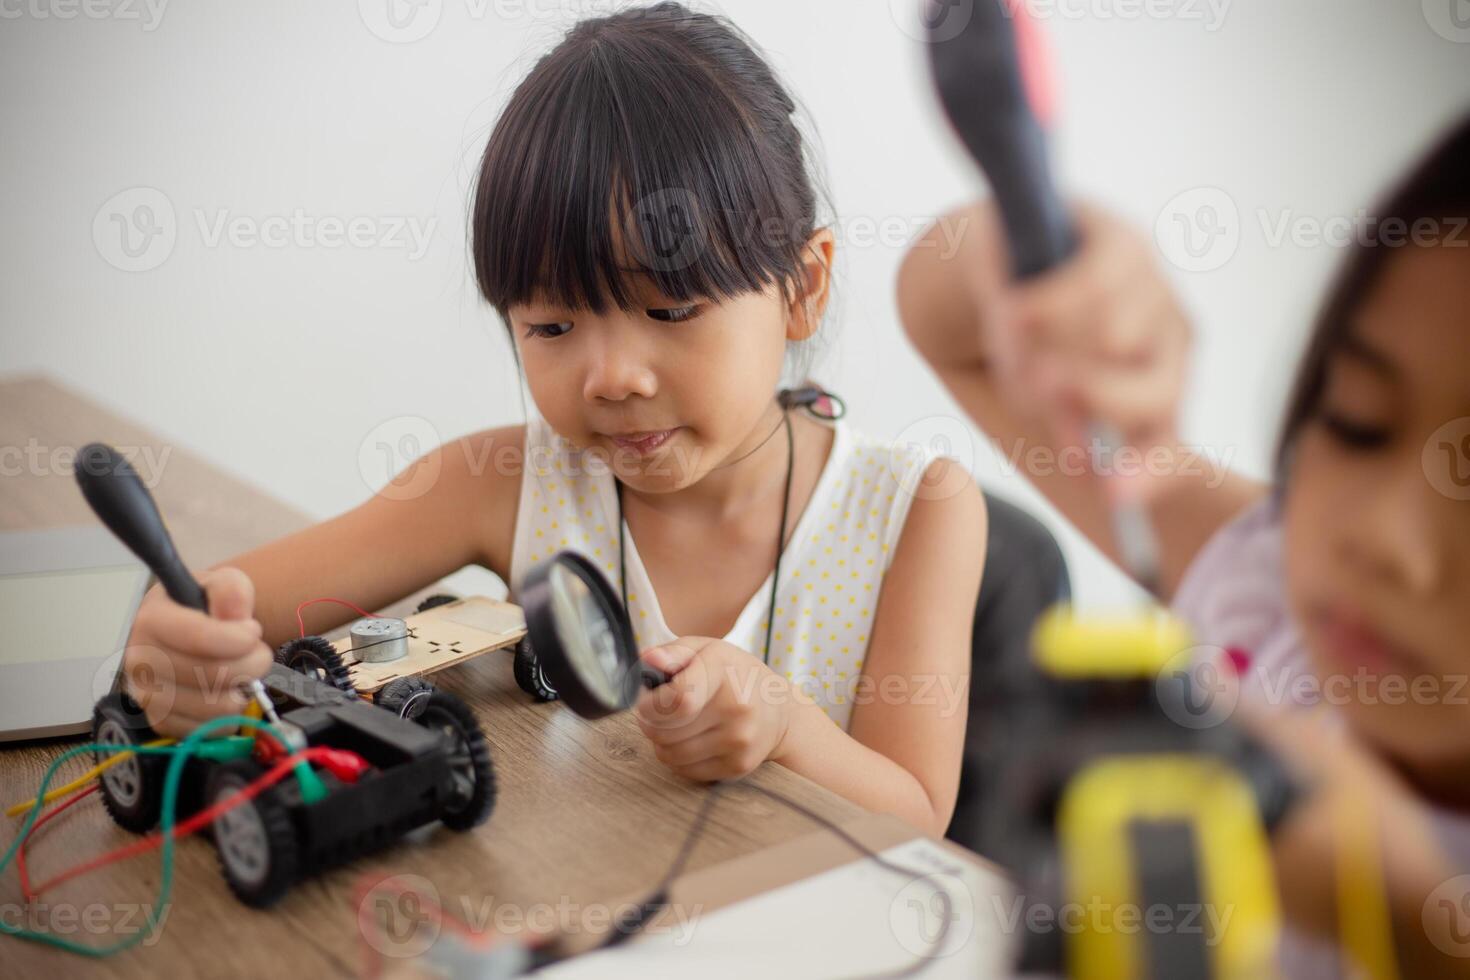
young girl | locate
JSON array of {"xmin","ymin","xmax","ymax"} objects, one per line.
[
  {"xmin": 899, "ymin": 115, "xmax": 1470, "ymax": 975},
  {"xmin": 122, "ymin": 3, "xmax": 985, "ymax": 837}
]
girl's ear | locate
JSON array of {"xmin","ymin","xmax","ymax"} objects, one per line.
[{"xmin": 786, "ymin": 228, "xmax": 836, "ymax": 342}]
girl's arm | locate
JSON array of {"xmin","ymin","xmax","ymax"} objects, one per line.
[
  {"xmin": 897, "ymin": 200, "xmax": 1262, "ymax": 599},
  {"xmin": 225, "ymin": 425, "xmax": 526, "ymax": 646},
  {"xmin": 635, "ymin": 458, "xmax": 985, "ymax": 837},
  {"xmin": 123, "ymin": 425, "xmax": 525, "ymax": 735},
  {"xmin": 778, "ymin": 457, "xmax": 986, "ymax": 835}
]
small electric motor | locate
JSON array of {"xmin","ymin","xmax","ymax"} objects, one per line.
[{"xmin": 350, "ymin": 617, "xmax": 410, "ymax": 663}]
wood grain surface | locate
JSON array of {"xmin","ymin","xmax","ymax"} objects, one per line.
[{"xmin": 0, "ymin": 376, "xmax": 870, "ymax": 978}]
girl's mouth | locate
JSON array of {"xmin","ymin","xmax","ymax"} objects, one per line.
[
  {"xmin": 606, "ymin": 428, "xmax": 680, "ymax": 457},
  {"xmin": 1311, "ymin": 603, "xmax": 1422, "ymax": 676}
]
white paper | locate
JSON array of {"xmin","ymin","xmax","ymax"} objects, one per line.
[{"xmin": 541, "ymin": 837, "xmax": 1017, "ymax": 979}]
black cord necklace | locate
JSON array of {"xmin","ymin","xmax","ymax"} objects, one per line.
[{"xmin": 615, "ymin": 404, "xmax": 795, "ymax": 665}]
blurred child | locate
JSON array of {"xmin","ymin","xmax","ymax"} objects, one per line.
[{"xmin": 899, "ymin": 114, "xmax": 1470, "ymax": 976}]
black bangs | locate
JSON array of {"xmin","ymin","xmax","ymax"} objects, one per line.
[{"xmin": 472, "ymin": 3, "xmax": 820, "ymax": 317}]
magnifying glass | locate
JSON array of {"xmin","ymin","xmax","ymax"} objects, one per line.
[{"xmin": 517, "ymin": 551, "xmax": 670, "ymax": 719}]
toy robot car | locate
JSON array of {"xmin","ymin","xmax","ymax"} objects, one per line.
[{"xmin": 92, "ymin": 662, "xmax": 496, "ymax": 907}]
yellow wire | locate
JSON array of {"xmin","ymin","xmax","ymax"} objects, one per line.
[
  {"xmin": 6, "ymin": 700, "xmax": 263, "ymax": 817},
  {"xmin": 5, "ymin": 739, "xmax": 175, "ymax": 817}
]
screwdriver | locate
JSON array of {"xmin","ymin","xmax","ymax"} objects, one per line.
[
  {"xmin": 74, "ymin": 444, "xmax": 282, "ymax": 725},
  {"xmin": 927, "ymin": 0, "xmax": 1162, "ymax": 595}
]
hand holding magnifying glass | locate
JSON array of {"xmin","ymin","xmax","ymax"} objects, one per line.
[
  {"xmin": 518, "ymin": 552, "xmax": 802, "ymax": 780},
  {"xmin": 633, "ymin": 638, "xmax": 799, "ymax": 782}
]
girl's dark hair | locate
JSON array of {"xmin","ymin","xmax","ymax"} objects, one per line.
[
  {"xmin": 471, "ymin": 2, "xmax": 826, "ymax": 319},
  {"xmin": 1275, "ymin": 112, "xmax": 1470, "ymax": 481}
]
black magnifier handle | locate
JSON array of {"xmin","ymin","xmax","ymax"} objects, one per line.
[
  {"xmin": 640, "ymin": 664, "xmax": 671, "ymax": 690},
  {"xmin": 75, "ymin": 442, "xmax": 208, "ymax": 614},
  {"xmin": 928, "ymin": 0, "xmax": 1075, "ymax": 278}
]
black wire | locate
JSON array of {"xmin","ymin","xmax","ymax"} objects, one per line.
[
  {"xmin": 616, "ymin": 406, "xmax": 794, "ymax": 664},
  {"xmin": 595, "ymin": 778, "xmax": 956, "ymax": 978},
  {"xmin": 598, "ymin": 386, "xmax": 964, "ymax": 974},
  {"xmin": 714, "ymin": 408, "xmax": 788, "ymax": 470},
  {"xmin": 731, "ymin": 782, "xmax": 955, "ymax": 980},
  {"xmin": 303, "ymin": 626, "xmax": 416, "ymax": 662},
  {"xmin": 600, "ymin": 784, "xmax": 726, "ymax": 949}
]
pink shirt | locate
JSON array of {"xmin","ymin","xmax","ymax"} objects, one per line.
[{"xmin": 1172, "ymin": 499, "xmax": 1315, "ymax": 712}]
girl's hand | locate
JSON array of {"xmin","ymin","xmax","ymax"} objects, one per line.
[
  {"xmin": 123, "ymin": 567, "xmax": 274, "ymax": 738},
  {"xmin": 633, "ymin": 637, "xmax": 809, "ymax": 782},
  {"xmin": 981, "ymin": 203, "xmax": 1192, "ymax": 501}
]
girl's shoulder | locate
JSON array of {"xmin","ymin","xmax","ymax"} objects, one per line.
[
  {"xmin": 835, "ymin": 425, "xmax": 969, "ymax": 499},
  {"xmin": 829, "ymin": 423, "xmax": 986, "ymax": 572}
]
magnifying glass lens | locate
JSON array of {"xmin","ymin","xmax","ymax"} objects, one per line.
[{"xmin": 547, "ymin": 563, "xmax": 628, "ymax": 710}]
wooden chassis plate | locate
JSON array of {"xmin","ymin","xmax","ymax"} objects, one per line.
[{"xmin": 333, "ymin": 595, "xmax": 527, "ymax": 695}]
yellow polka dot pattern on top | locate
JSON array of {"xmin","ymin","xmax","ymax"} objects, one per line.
[{"xmin": 508, "ymin": 414, "xmax": 943, "ymax": 730}]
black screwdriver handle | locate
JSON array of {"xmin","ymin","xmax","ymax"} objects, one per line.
[
  {"xmin": 928, "ymin": 2, "xmax": 1161, "ymax": 590},
  {"xmin": 928, "ymin": 0, "xmax": 1075, "ymax": 278},
  {"xmin": 74, "ymin": 443, "xmax": 209, "ymax": 614}
]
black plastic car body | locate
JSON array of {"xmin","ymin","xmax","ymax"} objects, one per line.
[{"xmin": 93, "ymin": 662, "xmax": 496, "ymax": 907}]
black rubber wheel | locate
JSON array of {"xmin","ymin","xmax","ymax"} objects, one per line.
[
  {"xmin": 276, "ymin": 635, "xmax": 356, "ymax": 695},
  {"xmin": 92, "ymin": 692, "xmax": 165, "ymax": 833},
  {"xmin": 513, "ymin": 635, "xmax": 558, "ymax": 703},
  {"xmin": 208, "ymin": 760, "xmax": 299, "ymax": 908},
  {"xmin": 376, "ymin": 676, "xmax": 436, "ymax": 719},
  {"xmin": 416, "ymin": 691, "xmax": 496, "ymax": 831},
  {"xmin": 415, "ymin": 594, "xmax": 458, "ymax": 613}
]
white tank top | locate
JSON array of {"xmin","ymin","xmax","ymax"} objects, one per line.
[{"xmin": 508, "ymin": 413, "xmax": 940, "ymax": 729}]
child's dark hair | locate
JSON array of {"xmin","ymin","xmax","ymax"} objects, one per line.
[
  {"xmin": 471, "ymin": 2, "xmax": 827, "ymax": 321},
  {"xmin": 1276, "ymin": 112, "xmax": 1470, "ymax": 480}
]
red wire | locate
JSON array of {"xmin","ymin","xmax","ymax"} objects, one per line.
[
  {"xmin": 295, "ymin": 597, "xmax": 379, "ymax": 638},
  {"xmin": 16, "ymin": 785, "xmax": 100, "ymax": 900},
  {"xmin": 26, "ymin": 747, "xmax": 340, "ymax": 897},
  {"xmin": 353, "ymin": 873, "xmax": 541, "ymax": 979}
]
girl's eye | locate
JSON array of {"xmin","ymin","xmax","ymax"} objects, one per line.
[
  {"xmin": 525, "ymin": 322, "xmax": 573, "ymax": 339},
  {"xmin": 646, "ymin": 304, "xmax": 701, "ymax": 323},
  {"xmin": 1319, "ymin": 410, "xmax": 1393, "ymax": 451}
]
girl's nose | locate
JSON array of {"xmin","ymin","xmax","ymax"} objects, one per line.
[
  {"xmin": 1345, "ymin": 458, "xmax": 1449, "ymax": 596},
  {"xmin": 582, "ymin": 333, "xmax": 657, "ymax": 403}
]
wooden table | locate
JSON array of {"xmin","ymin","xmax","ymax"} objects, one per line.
[{"xmin": 0, "ymin": 376, "xmax": 872, "ymax": 978}]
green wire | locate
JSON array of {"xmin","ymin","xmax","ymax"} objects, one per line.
[{"xmin": 0, "ymin": 716, "xmax": 285, "ymax": 957}]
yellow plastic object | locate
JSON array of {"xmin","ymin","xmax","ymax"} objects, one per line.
[
  {"xmin": 1337, "ymin": 799, "xmax": 1400, "ymax": 980},
  {"xmin": 1032, "ymin": 605, "xmax": 1193, "ymax": 680},
  {"xmin": 1056, "ymin": 754, "xmax": 1282, "ymax": 980}
]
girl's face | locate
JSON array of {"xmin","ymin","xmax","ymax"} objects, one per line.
[
  {"xmin": 508, "ymin": 228, "xmax": 831, "ymax": 494},
  {"xmin": 1283, "ymin": 243, "xmax": 1470, "ymax": 789}
]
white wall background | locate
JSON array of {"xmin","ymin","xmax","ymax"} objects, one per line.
[{"xmin": 2, "ymin": 0, "xmax": 1467, "ymax": 607}]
